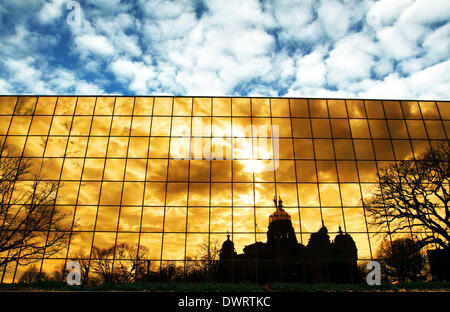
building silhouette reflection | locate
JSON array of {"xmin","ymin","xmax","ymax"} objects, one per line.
[{"xmin": 217, "ymin": 196, "xmax": 360, "ymax": 283}]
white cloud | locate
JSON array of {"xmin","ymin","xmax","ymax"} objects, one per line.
[
  {"xmin": 326, "ymin": 33, "xmax": 378, "ymax": 86},
  {"xmin": 423, "ymin": 23, "xmax": 450, "ymax": 63},
  {"xmin": 366, "ymin": 0, "xmax": 414, "ymax": 28},
  {"xmin": 0, "ymin": 79, "xmax": 12, "ymax": 94},
  {"xmin": 109, "ymin": 59, "xmax": 156, "ymax": 94},
  {"xmin": 294, "ymin": 48, "xmax": 327, "ymax": 88},
  {"xmin": 398, "ymin": 0, "xmax": 450, "ymax": 26},
  {"xmin": 0, "ymin": 0, "xmax": 449, "ymax": 99},
  {"xmin": 377, "ymin": 26, "xmax": 417, "ymax": 60},
  {"xmin": 38, "ymin": 0, "xmax": 66, "ymax": 24},
  {"xmin": 75, "ymin": 81, "xmax": 105, "ymax": 94},
  {"xmin": 3, "ymin": 57, "xmax": 105, "ymax": 95},
  {"xmin": 359, "ymin": 60, "xmax": 450, "ymax": 100},
  {"xmin": 317, "ymin": 0, "xmax": 352, "ymax": 40},
  {"xmin": 74, "ymin": 34, "xmax": 115, "ymax": 57},
  {"xmin": 4, "ymin": 58, "xmax": 50, "ymax": 93}
]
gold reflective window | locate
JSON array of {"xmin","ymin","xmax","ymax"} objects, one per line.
[
  {"xmin": 292, "ymin": 118, "xmax": 311, "ymax": 138},
  {"xmin": 29, "ymin": 116, "xmax": 52, "ymax": 135},
  {"xmin": 154, "ymin": 97, "xmax": 173, "ymax": 115},
  {"xmin": 128, "ymin": 136, "xmax": 149, "ymax": 158},
  {"xmin": 368, "ymin": 120, "xmax": 389, "ymax": 139},
  {"xmin": 23, "ymin": 136, "xmax": 46, "ymax": 157},
  {"xmin": 213, "ymin": 98, "xmax": 231, "ymax": 116},
  {"xmin": 330, "ymin": 119, "xmax": 351, "ymax": 138},
  {"xmin": 411, "ymin": 140, "xmax": 431, "ymax": 159},
  {"xmin": 94, "ymin": 97, "xmax": 115, "ymax": 115},
  {"xmin": 425, "ymin": 120, "xmax": 446, "ymax": 139},
  {"xmin": 278, "ymin": 139, "xmax": 294, "ymax": 159},
  {"xmin": 437, "ymin": 102, "xmax": 450, "ymax": 119},
  {"xmin": 71, "ymin": 116, "xmax": 92, "ymax": 135},
  {"xmin": 319, "ymin": 183, "xmax": 341, "ymax": 206},
  {"xmin": 233, "ymin": 160, "xmax": 253, "ymax": 182},
  {"xmin": 333, "ymin": 139, "xmax": 354, "ymax": 160},
  {"xmin": 114, "ymin": 97, "xmax": 134, "ymax": 115},
  {"xmin": 0, "ymin": 116, "xmax": 11, "ymax": 135},
  {"xmin": 314, "ymin": 139, "xmax": 334, "ymax": 159},
  {"xmin": 419, "ymin": 101, "xmax": 439, "ymax": 119},
  {"xmin": 294, "ymin": 139, "xmax": 314, "ymax": 159},
  {"xmin": 166, "ymin": 183, "xmax": 188, "ymax": 206},
  {"xmin": 189, "ymin": 183, "xmax": 210, "ymax": 206},
  {"xmin": 232, "ymin": 98, "xmax": 250, "ymax": 116},
  {"xmin": 55, "ymin": 97, "xmax": 77, "ymax": 115},
  {"xmin": 75, "ymin": 97, "xmax": 96, "ymax": 115},
  {"xmin": 149, "ymin": 137, "xmax": 169, "ymax": 158},
  {"xmin": 387, "ymin": 120, "xmax": 408, "ymax": 139},
  {"xmin": 275, "ymin": 160, "xmax": 296, "ymax": 182},
  {"xmin": 251, "ymin": 98, "xmax": 270, "ymax": 116},
  {"xmin": 91, "ymin": 116, "xmax": 112, "ymax": 135},
  {"xmin": 151, "ymin": 117, "xmax": 171, "ymax": 136},
  {"xmin": 309, "ymin": 99, "xmax": 328, "ymax": 117},
  {"xmin": 365, "ymin": 100, "xmax": 384, "ymax": 118},
  {"xmin": 406, "ymin": 120, "xmax": 427, "ymax": 139},
  {"xmin": 353, "ymin": 139, "xmax": 375, "ymax": 160},
  {"xmin": 373, "ymin": 140, "xmax": 394, "ymax": 160},
  {"xmin": 392, "ymin": 140, "xmax": 413, "ymax": 160},
  {"xmin": 0, "ymin": 96, "xmax": 17, "ymax": 114},
  {"xmin": 50, "ymin": 116, "xmax": 72, "ymax": 135},
  {"xmin": 271, "ymin": 99, "xmax": 290, "ymax": 117},
  {"xmin": 193, "ymin": 98, "xmax": 211, "ymax": 116},
  {"xmin": 44, "ymin": 137, "xmax": 67, "ymax": 157},
  {"xmin": 290, "ymin": 99, "xmax": 308, "ymax": 117},
  {"xmin": 401, "ymin": 101, "xmax": 421, "ymax": 119},
  {"xmin": 383, "ymin": 101, "xmax": 403, "ymax": 118},
  {"xmin": 316, "ymin": 160, "xmax": 338, "ymax": 182},
  {"xmin": 82, "ymin": 158, "xmax": 105, "ymax": 181},
  {"xmin": 252, "ymin": 117, "xmax": 271, "ymax": 138},
  {"xmin": 211, "ymin": 160, "xmax": 231, "ymax": 182},
  {"xmin": 35, "ymin": 97, "xmax": 57, "ymax": 115},
  {"xmin": 347, "ymin": 100, "xmax": 365, "ymax": 118},
  {"xmin": 107, "ymin": 137, "xmax": 129, "ymax": 157},
  {"xmin": 211, "ymin": 183, "xmax": 232, "ymax": 206},
  {"xmin": 272, "ymin": 117, "xmax": 292, "ymax": 137},
  {"xmin": 336, "ymin": 161, "xmax": 359, "ymax": 182},
  {"xmin": 9, "ymin": 116, "xmax": 31, "ymax": 135},
  {"xmin": 131, "ymin": 116, "xmax": 152, "ymax": 136},
  {"xmin": 122, "ymin": 182, "xmax": 144, "ymax": 205},
  {"xmin": 171, "ymin": 117, "xmax": 191, "ymax": 136},
  {"xmin": 61, "ymin": 158, "xmax": 84, "ymax": 180},
  {"xmin": 357, "ymin": 161, "xmax": 377, "ymax": 182},
  {"xmin": 327, "ymin": 100, "xmax": 347, "ymax": 118},
  {"xmin": 104, "ymin": 158, "xmax": 126, "ymax": 181},
  {"xmin": 349, "ymin": 119, "xmax": 370, "ymax": 138},
  {"xmin": 110, "ymin": 116, "xmax": 131, "ymax": 136},
  {"xmin": 86, "ymin": 137, "xmax": 108, "ymax": 157},
  {"xmin": 15, "ymin": 97, "xmax": 37, "ymax": 115},
  {"xmin": 3, "ymin": 96, "xmax": 448, "ymax": 282},
  {"xmin": 311, "ymin": 119, "xmax": 331, "ymax": 138},
  {"xmin": 173, "ymin": 97, "xmax": 192, "ymax": 116},
  {"xmin": 168, "ymin": 159, "xmax": 189, "ymax": 181},
  {"xmin": 296, "ymin": 160, "xmax": 317, "ymax": 182},
  {"xmin": 134, "ymin": 97, "xmax": 153, "ymax": 115}
]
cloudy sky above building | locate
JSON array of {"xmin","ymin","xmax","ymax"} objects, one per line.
[{"xmin": 0, "ymin": 0, "xmax": 449, "ymax": 99}]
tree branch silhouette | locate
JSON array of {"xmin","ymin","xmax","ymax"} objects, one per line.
[{"xmin": 365, "ymin": 143, "xmax": 450, "ymax": 249}]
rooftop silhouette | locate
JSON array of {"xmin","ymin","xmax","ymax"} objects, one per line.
[{"xmin": 217, "ymin": 196, "xmax": 359, "ymax": 283}]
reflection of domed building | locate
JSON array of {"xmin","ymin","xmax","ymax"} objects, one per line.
[{"xmin": 217, "ymin": 196, "xmax": 359, "ymax": 283}]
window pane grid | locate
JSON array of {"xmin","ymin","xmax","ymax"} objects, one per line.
[{"xmin": 0, "ymin": 96, "xmax": 448, "ymax": 283}]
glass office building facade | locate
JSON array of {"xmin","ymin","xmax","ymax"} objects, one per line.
[{"xmin": 0, "ymin": 96, "xmax": 448, "ymax": 283}]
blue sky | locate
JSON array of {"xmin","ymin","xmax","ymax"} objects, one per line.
[{"xmin": 0, "ymin": 0, "xmax": 449, "ymax": 98}]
